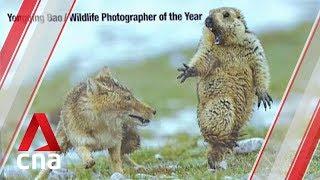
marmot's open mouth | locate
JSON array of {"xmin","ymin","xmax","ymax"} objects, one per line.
[
  {"xmin": 207, "ymin": 27, "xmax": 223, "ymax": 45},
  {"xmin": 129, "ymin": 114, "xmax": 150, "ymax": 124}
]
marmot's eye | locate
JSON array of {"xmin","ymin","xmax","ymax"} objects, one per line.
[
  {"xmin": 223, "ymin": 12, "xmax": 230, "ymax": 18},
  {"xmin": 237, "ymin": 15, "xmax": 241, "ymax": 19},
  {"xmin": 125, "ymin": 96, "xmax": 131, "ymax": 101}
]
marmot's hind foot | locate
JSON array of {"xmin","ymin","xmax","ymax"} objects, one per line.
[{"xmin": 208, "ymin": 157, "xmax": 228, "ymax": 172}]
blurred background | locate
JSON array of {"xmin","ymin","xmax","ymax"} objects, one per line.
[{"xmin": 1, "ymin": 0, "xmax": 319, "ymax": 179}]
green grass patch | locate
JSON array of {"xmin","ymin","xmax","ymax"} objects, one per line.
[{"xmin": 62, "ymin": 127, "xmax": 267, "ymax": 179}]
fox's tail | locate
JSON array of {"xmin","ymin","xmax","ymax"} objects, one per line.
[{"xmin": 36, "ymin": 123, "xmax": 70, "ymax": 180}]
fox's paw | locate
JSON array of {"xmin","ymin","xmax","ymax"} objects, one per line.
[
  {"xmin": 177, "ymin": 63, "xmax": 197, "ymax": 83},
  {"xmin": 256, "ymin": 91, "xmax": 273, "ymax": 110},
  {"xmin": 84, "ymin": 159, "xmax": 96, "ymax": 169}
]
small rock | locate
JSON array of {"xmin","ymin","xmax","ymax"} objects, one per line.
[
  {"xmin": 158, "ymin": 174, "xmax": 179, "ymax": 179},
  {"xmin": 234, "ymin": 138, "xmax": 264, "ymax": 154},
  {"xmin": 3, "ymin": 166, "xmax": 30, "ymax": 177},
  {"xmin": 92, "ymin": 171, "xmax": 103, "ymax": 179},
  {"xmin": 167, "ymin": 164, "xmax": 178, "ymax": 171},
  {"xmin": 49, "ymin": 168, "xmax": 75, "ymax": 180},
  {"xmin": 135, "ymin": 173, "xmax": 156, "ymax": 179},
  {"xmin": 155, "ymin": 153, "xmax": 163, "ymax": 160},
  {"xmin": 219, "ymin": 160, "xmax": 228, "ymax": 170},
  {"xmin": 110, "ymin": 172, "xmax": 126, "ymax": 180},
  {"xmin": 223, "ymin": 174, "xmax": 248, "ymax": 180},
  {"xmin": 223, "ymin": 176, "xmax": 233, "ymax": 180}
]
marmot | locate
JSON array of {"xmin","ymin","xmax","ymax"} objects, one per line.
[
  {"xmin": 177, "ymin": 7, "xmax": 272, "ymax": 170},
  {"xmin": 37, "ymin": 67, "xmax": 156, "ymax": 179}
]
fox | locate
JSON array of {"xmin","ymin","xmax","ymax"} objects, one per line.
[
  {"xmin": 177, "ymin": 7, "xmax": 272, "ymax": 171},
  {"xmin": 36, "ymin": 67, "xmax": 156, "ymax": 179}
]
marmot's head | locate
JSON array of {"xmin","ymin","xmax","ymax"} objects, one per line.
[
  {"xmin": 204, "ymin": 7, "xmax": 248, "ymax": 45},
  {"xmin": 86, "ymin": 67, "xmax": 156, "ymax": 126}
]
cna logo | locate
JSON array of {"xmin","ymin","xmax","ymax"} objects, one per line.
[{"xmin": 17, "ymin": 113, "xmax": 61, "ymax": 170}]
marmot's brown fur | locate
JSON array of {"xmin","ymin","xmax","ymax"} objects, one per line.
[{"xmin": 177, "ymin": 7, "xmax": 272, "ymax": 170}]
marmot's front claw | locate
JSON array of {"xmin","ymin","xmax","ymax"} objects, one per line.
[
  {"xmin": 177, "ymin": 63, "xmax": 197, "ymax": 83},
  {"xmin": 257, "ymin": 91, "xmax": 273, "ymax": 111}
]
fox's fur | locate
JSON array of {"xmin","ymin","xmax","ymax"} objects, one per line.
[
  {"xmin": 177, "ymin": 7, "xmax": 272, "ymax": 170},
  {"xmin": 37, "ymin": 67, "xmax": 156, "ymax": 179}
]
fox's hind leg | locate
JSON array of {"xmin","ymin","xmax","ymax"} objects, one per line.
[
  {"xmin": 198, "ymin": 97, "xmax": 238, "ymax": 171},
  {"xmin": 36, "ymin": 124, "xmax": 70, "ymax": 180}
]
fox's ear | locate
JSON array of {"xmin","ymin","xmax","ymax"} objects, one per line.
[
  {"xmin": 87, "ymin": 78, "xmax": 99, "ymax": 95},
  {"xmin": 96, "ymin": 66, "xmax": 111, "ymax": 79}
]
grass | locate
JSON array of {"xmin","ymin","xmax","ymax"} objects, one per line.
[
  {"xmin": 66, "ymin": 130, "xmax": 263, "ymax": 179},
  {"xmin": 26, "ymin": 22, "xmax": 317, "ymax": 179},
  {"xmin": 306, "ymin": 146, "xmax": 320, "ymax": 178}
]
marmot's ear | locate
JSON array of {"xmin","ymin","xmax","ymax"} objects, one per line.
[
  {"xmin": 87, "ymin": 78, "xmax": 100, "ymax": 95},
  {"xmin": 96, "ymin": 66, "xmax": 112, "ymax": 79},
  {"xmin": 235, "ymin": 10, "xmax": 250, "ymax": 33}
]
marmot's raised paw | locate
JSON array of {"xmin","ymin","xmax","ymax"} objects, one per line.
[
  {"xmin": 256, "ymin": 91, "xmax": 273, "ymax": 110},
  {"xmin": 177, "ymin": 63, "xmax": 197, "ymax": 83}
]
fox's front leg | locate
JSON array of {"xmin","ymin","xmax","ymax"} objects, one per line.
[
  {"xmin": 108, "ymin": 144, "xmax": 124, "ymax": 173},
  {"xmin": 122, "ymin": 154, "xmax": 146, "ymax": 172},
  {"xmin": 177, "ymin": 45, "xmax": 212, "ymax": 83},
  {"xmin": 76, "ymin": 146, "xmax": 95, "ymax": 169}
]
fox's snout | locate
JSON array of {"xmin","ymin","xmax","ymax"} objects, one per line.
[
  {"xmin": 142, "ymin": 103, "xmax": 156, "ymax": 118},
  {"xmin": 135, "ymin": 101, "xmax": 156, "ymax": 120}
]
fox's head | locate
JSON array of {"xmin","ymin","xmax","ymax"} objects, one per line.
[
  {"xmin": 86, "ymin": 67, "xmax": 156, "ymax": 126},
  {"xmin": 204, "ymin": 7, "xmax": 248, "ymax": 45}
]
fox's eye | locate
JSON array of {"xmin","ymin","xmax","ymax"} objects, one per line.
[{"xmin": 223, "ymin": 11, "xmax": 230, "ymax": 18}]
